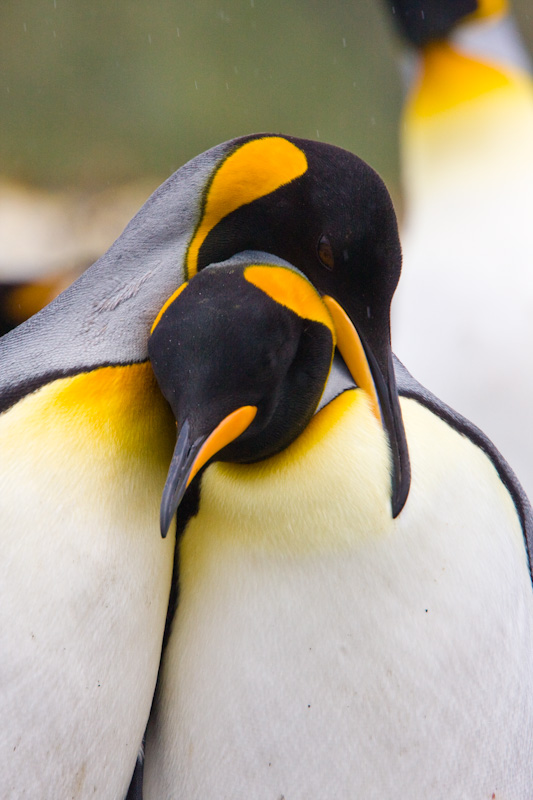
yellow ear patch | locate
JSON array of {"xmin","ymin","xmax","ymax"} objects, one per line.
[
  {"xmin": 244, "ymin": 265, "xmax": 336, "ymax": 342},
  {"xmin": 411, "ymin": 42, "xmax": 513, "ymax": 117},
  {"xmin": 151, "ymin": 281, "xmax": 189, "ymax": 334},
  {"xmin": 186, "ymin": 137, "xmax": 308, "ymax": 278}
]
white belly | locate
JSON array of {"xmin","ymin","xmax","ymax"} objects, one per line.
[
  {"xmin": 0, "ymin": 368, "xmax": 175, "ymax": 799},
  {"xmin": 145, "ymin": 395, "xmax": 533, "ymax": 799}
]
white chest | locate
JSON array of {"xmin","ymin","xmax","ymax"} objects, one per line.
[
  {"xmin": 145, "ymin": 398, "xmax": 533, "ymax": 799},
  {"xmin": 0, "ymin": 368, "xmax": 175, "ymax": 799}
]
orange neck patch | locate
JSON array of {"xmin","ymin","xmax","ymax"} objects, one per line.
[
  {"xmin": 411, "ymin": 42, "xmax": 513, "ymax": 118},
  {"xmin": 186, "ymin": 137, "xmax": 308, "ymax": 278}
]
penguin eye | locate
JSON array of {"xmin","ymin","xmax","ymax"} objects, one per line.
[{"xmin": 317, "ymin": 234, "xmax": 335, "ymax": 271}]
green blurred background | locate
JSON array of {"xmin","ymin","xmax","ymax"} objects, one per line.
[
  {"xmin": 1, "ymin": 1, "xmax": 532, "ymax": 245},
  {"xmin": 2, "ymin": 0, "xmax": 407, "ymax": 193}
]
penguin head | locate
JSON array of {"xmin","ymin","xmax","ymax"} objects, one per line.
[
  {"xmin": 157, "ymin": 134, "xmax": 410, "ymax": 517},
  {"xmin": 190, "ymin": 136, "xmax": 402, "ymax": 370},
  {"xmin": 149, "ymin": 256, "xmax": 343, "ymax": 537},
  {"xmin": 383, "ymin": 0, "xmax": 479, "ymax": 48},
  {"xmin": 1, "ymin": 134, "xmax": 410, "ymax": 520}
]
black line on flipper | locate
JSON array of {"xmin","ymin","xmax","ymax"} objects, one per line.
[
  {"xmin": 402, "ymin": 388, "xmax": 533, "ymax": 577},
  {"xmin": 0, "ymin": 360, "xmax": 148, "ymax": 415},
  {"xmin": 394, "ymin": 356, "xmax": 533, "ymax": 583},
  {"xmin": 124, "ymin": 755, "xmax": 144, "ymax": 800}
]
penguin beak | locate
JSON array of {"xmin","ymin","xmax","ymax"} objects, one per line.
[
  {"xmin": 321, "ymin": 296, "xmax": 381, "ymax": 423},
  {"xmin": 158, "ymin": 292, "xmax": 408, "ymax": 537},
  {"xmin": 160, "ymin": 405, "xmax": 257, "ymax": 538},
  {"xmin": 321, "ymin": 295, "xmax": 409, "ymax": 519}
]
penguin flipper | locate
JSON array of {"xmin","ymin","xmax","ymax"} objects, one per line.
[{"xmin": 393, "ymin": 354, "xmax": 533, "ymax": 577}]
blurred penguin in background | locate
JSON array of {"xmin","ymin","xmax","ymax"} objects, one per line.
[
  {"xmin": 0, "ymin": 181, "xmax": 151, "ymax": 336},
  {"xmin": 384, "ymin": 0, "xmax": 533, "ymax": 497}
]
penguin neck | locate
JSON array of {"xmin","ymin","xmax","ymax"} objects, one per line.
[
  {"xmin": 402, "ymin": 29, "xmax": 533, "ymax": 203},
  {"xmin": 2, "ymin": 363, "xmax": 176, "ymax": 543},
  {"xmin": 182, "ymin": 389, "xmax": 393, "ymax": 564}
]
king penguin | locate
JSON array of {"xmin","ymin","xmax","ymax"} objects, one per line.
[
  {"xmin": 134, "ymin": 136, "xmax": 533, "ymax": 797},
  {"xmin": 0, "ymin": 135, "xmax": 328, "ymax": 798},
  {"xmin": 3, "ymin": 133, "xmax": 533, "ymax": 797},
  {"xmin": 384, "ymin": 0, "xmax": 533, "ymax": 497},
  {"xmin": 0, "ymin": 133, "xmax": 396, "ymax": 798}
]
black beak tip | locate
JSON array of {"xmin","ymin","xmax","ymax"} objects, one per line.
[
  {"xmin": 160, "ymin": 515, "xmax": 171, "ymax": 539},
  {"xmin": 158, "ymin": 418, "xmax": 195, "ymax": 539},
  {"xmin": 159, "ymin": 477, "xmax": 188, "ymax": 539}
]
